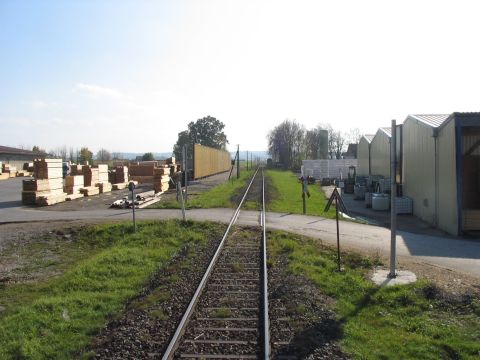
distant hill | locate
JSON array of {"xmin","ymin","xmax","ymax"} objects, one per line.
[
  {"xmin": 118, "ymin": 151, "xmax": 269, "ymax": 160},
  {"xmin": 230, "ymin": 151, "xmax": 269, "ymax": 160},
  {"xmin": 120, "ymin": 152, "xmax": 173, "ymax": 160}
]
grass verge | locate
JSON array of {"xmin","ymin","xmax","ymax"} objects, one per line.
[
  {"xmin": 268, "ymin": 230, "xmax": 480, "ymax": 359},
  {"xmin": 149, "ymin": 170, "xmax": 254, "ymax": 209},
  {"xmin": 0, "ymin": 220, "xmax": 224, "ymax": 359},
  {"xmin": 266, "ymin": 170, "xmax": 336, "ymax": 218}
]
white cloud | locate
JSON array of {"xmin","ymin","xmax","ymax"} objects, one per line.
[
  {"xmin": 31, "ymin": 100, "xmax": 49, "ymax": 109},
  {"xmin": 74, "ymin": 83, "xmax": 123, "ymax": 99}
]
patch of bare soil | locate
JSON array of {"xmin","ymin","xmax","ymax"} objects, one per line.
[
  {"xmin": 269, "ymin": 255, "xmax": 349, "ymax": 359},
  {"xmin": 0, "ymin": 220, "xmax": 116, "ymax": 285}
]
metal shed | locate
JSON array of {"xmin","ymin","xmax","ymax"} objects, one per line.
[
  {"xmin": 0, "ymin": 145, "xmax": 46, "ymax": 170},
  {"xmin": 402, "ymin": 113, "xmax": 480, "ymax": 235},
  {"xmin": 370, "ymin": 128, "xmax": 391, "ymax": 178},
  {"xmin": 357, "ymin": 135, "xmax": 374, "ymax": 176}
]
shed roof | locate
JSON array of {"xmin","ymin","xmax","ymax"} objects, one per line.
[
  {"xmin": 361, "ymin": 134, "xmax": 375, "ymax": 143},
  {"xmin": 0, "ymin": 145, "xmax": 46, "ymax": 156},
  {"xmin": 408, "ymin": 114, "xmax": 451, "ymax": 128},
  {"xmin": 379, "ymin": 127, "xmax": 392, "ymax": 137}
]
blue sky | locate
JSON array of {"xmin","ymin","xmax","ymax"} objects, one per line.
[{"xmin": 1, "ymin": 1, "xmax": 480, "ymax": 154}]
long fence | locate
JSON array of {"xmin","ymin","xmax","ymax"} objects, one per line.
[{"xmin": 193, "ymin": 144, "xmax": 231, "ymax": 179}]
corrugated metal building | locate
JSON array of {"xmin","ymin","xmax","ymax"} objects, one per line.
[
  {"xmin": 403, "ymin": 113, "xmax": 480, "ymax": 235},
  {"xmin": 0, "ymin": 146, "xmax": 46, "ymax": 170},
  {"xmin": 357, "ymin": 135, "xmax": 374, "ymax": 176},
  {"xmin": 370, "ymin": 128, "xmax": 391, "ymax": 177}
]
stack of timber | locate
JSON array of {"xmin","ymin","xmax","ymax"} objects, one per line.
[
  {"xmin": 80, "ymin": 186, "xmax": 100, "ymax": 196},
  {"xmin": 129, "ymin": 164, "xmax": 154, "ymax": 183},
  {"xmin": 2, "ymin": 163, "xmax": 17, "ymax": 178},
  {"xmin": 0, "ymin": 163, "xmax": 9, "ymax": 180},
  {"xmin": 112, "ymin": 166, "xmax": 129, "ymax": 189},
  {"xmin": 23, "ymin": 162, "xmax": 34, "ymax": 171},
  {"xmin": 115, "ymin": 165, "xmax": 129, "ymax": 183},
  {"xmin": 83, "ymin": 166, "xmax": 99, "ymax": 187},
  {"xmin": 95, "ymin": 164, "xmax": 112, "ymax": 193},
  {"xmin": 17, "ymin": 162, "xmax": 34, "ymax": 177},
  {"xmin": 70, "ymin": 165, "xmax": 83, "ymax": 176},
  {"xmin": 153, "ymin": 167, "xmax": 170, "ymax": 193},
  {"xmin": 0, "ymin": 161, "xmax": 6, "ymax": 180},
  {"xmin": 22, "ymin": 159, "xmax": 67, "ymax": 205},
  {"xmin": 65, "ymin": 175, "xmax": 84, "ymax": 200}
]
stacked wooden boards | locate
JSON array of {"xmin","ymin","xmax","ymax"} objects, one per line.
[
  {"xmin": 2, "ymin": 163, "xmax": 17, "ymax": 178},
  {"xmin": 80, "ymin": 164, "xmax": 112, "ymax": 195},
  {"xmin": 153, "ymin": 167, "xmax": 170, "ymax": 193},
  {"xmin": 112, "ymin": 165, "xmax": 129, "ymax": 188},
  {"xmin": 65, "ymin": 175, "xmax": 84, "ymax": 200},
  {"xmin": 129, "ymin": 164, "xmax": 154, "ymax": 183},
  {"xmin": 95, "ymin": 164, "xmax": 111, "ymax": 193},
  {"xmin": 22, "ymin": 159, "xmax": 67, "ymax": 205},
  {"xmin": 152, "ymin": 158, "xmax": 182, "ymax": 193}
]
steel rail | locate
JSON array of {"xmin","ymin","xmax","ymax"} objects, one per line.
[
  {"xmin": 261, "ymin": 168, "xmax": 271, "ymax": 359},
  {"xmin": 161, "ymin": 167, "xmax": 260, "ymax": 360}
]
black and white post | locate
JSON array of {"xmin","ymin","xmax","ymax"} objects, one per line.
[{"xmin": 389, "ymin": 119, "xmax": 397, "ymax": 278}]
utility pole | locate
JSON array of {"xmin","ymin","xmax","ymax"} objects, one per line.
[
  {"xmin": 236, "ymin": 145, "xmax": 240, "ymax": 179},
  {"xmin": 183, "ymin": 145, "xmax": 188, "ymax": 202},
  {"xmin": 389, "ymin": 119, "xmax": 397, "ymax": 278}
]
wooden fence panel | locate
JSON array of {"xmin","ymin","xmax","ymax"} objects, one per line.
[{"xmin": 194, "ymin": 144, "xmax": 231, "ymax": 179}]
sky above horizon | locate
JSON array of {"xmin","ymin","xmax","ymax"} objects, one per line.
[{"xmin": 1, "ymin": 0, "xmax": 479, "ymax": 154}]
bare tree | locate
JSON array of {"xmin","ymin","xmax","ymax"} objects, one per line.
[
  {"xmin": 112, "ymin": 152, "xmax": 122, "ymax": 160},
  {"xmin": 346, "ymin": 127, "xmax": 362, "ymax": 144},
  {"xmin": 332, "ymin": 131, "xmax": 346, "ymax": 159},
  {"xmin": 96, "ymin": 148, "xmax": 112, "ymax": 162}
]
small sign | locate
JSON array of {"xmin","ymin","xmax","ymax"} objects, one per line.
[{"xmin": 324, "ymin": 187, "xmax": 347, "ymax": 214}]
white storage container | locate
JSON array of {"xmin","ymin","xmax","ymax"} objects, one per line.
[{"xmin": 372, "ymin": 193, "xmax": 389, "ymax": 211}]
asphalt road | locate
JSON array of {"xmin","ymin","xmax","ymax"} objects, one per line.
[{"xmin": 1, "ymin": 177, "xmax": 479, "ymax": 278}]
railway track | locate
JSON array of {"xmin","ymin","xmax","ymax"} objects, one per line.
[{"xmin": 162, "ymin": 168, "xmax": 270, "ymax": 359}]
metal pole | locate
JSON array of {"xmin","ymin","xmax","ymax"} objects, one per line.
[
  {"xmin": 335, "ymin": 195, "xmax": 340, "ymax": 271},
  {"xmin": 131, "ymin": 186, "xmax": 136, "ymax": 232},
  {"xmin": 183, "ymin": 145, "xmax": 188, "ymax": 202},
  {"xmin": 177, "ymin": 180, "xmax": 186, "ymax": 221},
  {"xmin": 389, "ymin": 119, "xmax": 397, "ymax": 278},
  {"xmin": 236, "ymin": 145, "xmax": 240, "ymax": 179}
]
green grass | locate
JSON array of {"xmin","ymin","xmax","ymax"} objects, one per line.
[
  {"xmin": 268, "ymin": 230, "xmax": 480, "ymax": 360},
  {"xmin": 266, "ymin": 170, "xmax": 336, "ymax": 218},
  {"xmin": 150, "ymin": 170, "xmax": 254, "ymax": 209},
  {"xmin": 0, "ymin": 220, "xmax": 224, "ymax": 360}
]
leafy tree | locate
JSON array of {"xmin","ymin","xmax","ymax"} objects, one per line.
[
  {"xmin": 32, "ymin": 145, "xmax": 45, "ymax": 153},
  {"xmin": 267, "ymin": 119, "xmax": 305, "ymax": 169},
  {"xmin": 173, "ymin": 116, "xmax": 228, "ymax": 161},
  {"xmin": 142, "ymin": 152, "xmax": 154, "ymax": 161},
  {"xmin": 79, "ymin": 147, "xmax": 93, "ymax": 164},
  {"xmin": 96, "ymin": 149, "xmax": 112, "ymax": 162},
  {"xmin": 173, "ymin": 130, "xmax": 192, "ymax": 162}
]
